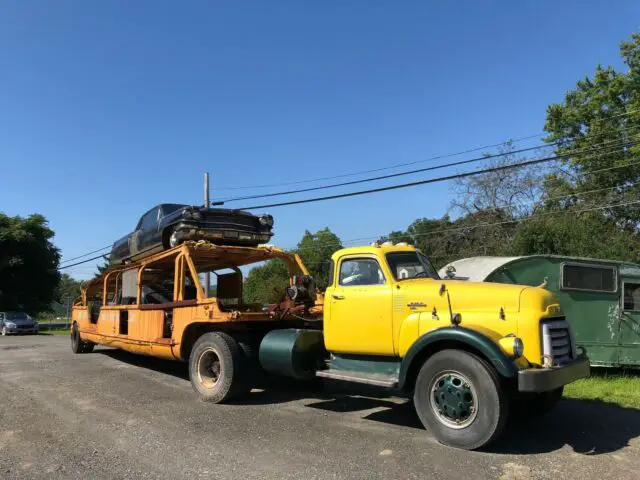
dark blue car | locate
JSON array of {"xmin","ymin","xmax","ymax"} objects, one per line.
[
  {"xmin": 109, "ymin": 204, "xmax": 274, "ymax": 265},
  {"xmin": 0, "ymin": 312, "xmax": 39, "ymax": 335}
]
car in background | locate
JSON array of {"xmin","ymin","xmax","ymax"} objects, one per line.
[
  {"xmin": 0, "ymin": 312, "xmax": 39, "ymax": 335},
  {"xmin": 109, "ymin": 204, "xmax": 274, "ymax": 265}
]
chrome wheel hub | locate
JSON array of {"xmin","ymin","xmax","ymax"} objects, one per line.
[{"xmin": 197, "ymin": 348, "xmax": 221, "ymax": 389}]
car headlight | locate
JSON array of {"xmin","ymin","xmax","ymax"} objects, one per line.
[
  {"xmin": 499, "ymin": 336, "xmax": 524, "ymax": 358},
  {"xmin": 258, "ymin": 214, "xmax": 274, "ymax": 227},
  {"xmin": 5, "ymin": 322, "xmax": 16, "ymax": 328}
]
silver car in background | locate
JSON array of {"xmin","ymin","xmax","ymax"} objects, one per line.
[{"xmin": 0, "ymin": 312, "xmax": 39, "ymax": 335}]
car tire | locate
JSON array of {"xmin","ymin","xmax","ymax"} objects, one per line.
[
  {"xmin": 71, "ymin": 323, "xmax": 94, "ymax": 354},
  {"xmin": 413, "ymin": 349, "xmax": 508, "ymax": 450},
  {"xmin": 189, "ymin": 332, "xmax": 247, "ymax": 403}
]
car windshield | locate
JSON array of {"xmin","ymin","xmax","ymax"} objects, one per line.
[
  {"xmin": 162, "ymin": 204, "xmax": 188, "ymax": 215},
  {"xmin": 6, "ymin": 312, "xmax": 29, "ymax": 320},
  {"xmin": 385, "ymin": 251, "xmax": 440, "ymax": 281}
]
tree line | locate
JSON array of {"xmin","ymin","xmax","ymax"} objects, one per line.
[{"xmin": 2, "ymin": 33, "xmax": 640, "ymax": 312}]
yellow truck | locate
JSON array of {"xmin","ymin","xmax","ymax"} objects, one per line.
[{"xmin": 71, "ymin": 241, "xmax": 589, "ymax": 450}]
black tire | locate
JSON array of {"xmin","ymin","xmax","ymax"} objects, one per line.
[
  {"xmin": 189, "ymin": 332, "xmax": 247, "ymax": 403},
  {"xmin": 71, "ymin": 323, "xmax": 94, "ymax": 354},
  {"xmin": 514, "ymin": 387, "xmax": 563, "ymax": 418},
  {"xmin": 413, "ymin": 349, "xmax": 509, "ymax": 450}
]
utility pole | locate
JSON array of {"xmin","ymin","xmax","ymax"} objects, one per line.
[{"xmin": 204, "ymin": 172, "xmax": 210, "ymax": 297}]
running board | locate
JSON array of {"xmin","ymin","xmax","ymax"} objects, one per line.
[{"xmin": 315, "ymin": 369, "xmax": 398, "ymax": 388}]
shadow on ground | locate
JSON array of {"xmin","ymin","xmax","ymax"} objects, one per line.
[{"xmin": 98, "ymin": 347, "xmax": 640, "ymax": 455}]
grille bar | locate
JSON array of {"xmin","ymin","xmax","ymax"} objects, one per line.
[{"xmin": 541, "ymin": 319, "xmax": 575, "ymax": 366}]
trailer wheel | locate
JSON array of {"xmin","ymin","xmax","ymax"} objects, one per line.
[
  {"xmin": 70, "ymin": 323, "xmax": 94, "ymax": 354},
  {"xmin": 413, "ymin": 349, "xmax": 508, "ymax": 450},
  {"xmin": 189, "ymin": 332, "xmax": 246, "ymax": 403}
]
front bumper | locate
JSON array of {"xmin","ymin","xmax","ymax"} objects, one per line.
[
  {"xmin": 175, "ymin": 223, "xmax": 272, "ymax": 244},
  {"xmin": 517, "ymin": 357, "xmax": 589, "ymax": 392},
  {"xmin": 3, "ymin": 327, "xmax": 38, "ymax": 334}
]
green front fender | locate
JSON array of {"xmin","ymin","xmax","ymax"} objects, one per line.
[{"xmin": 398, "ymin": 326, "xmax": 518, "ymax": 391}]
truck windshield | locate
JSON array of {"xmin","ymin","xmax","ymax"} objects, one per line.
[{"xmin": 385, "ymin": 251, "xmax": 440, "ymax": 281}]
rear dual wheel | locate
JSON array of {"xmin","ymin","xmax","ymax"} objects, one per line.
[{"xmin": 413, "ymin": 349, "xmax": 508, "ymax": 450}]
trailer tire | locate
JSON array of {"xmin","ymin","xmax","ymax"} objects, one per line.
[
  {"xmin": 70, "ymin": 323, "xmax": 94, "ymax": 354},
  {"xmin": 413, "ymin": 349, "xmax": 508, "ymax": 450},
  {"xmin": 189, "ymin": 332, "xmax": 246, "ymax": 403}
]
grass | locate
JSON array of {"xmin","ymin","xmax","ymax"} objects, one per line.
[
  {"xmin": 38, "ymin": 328, "xmax": 71, "ymax": 336},
  {"xmin": 564, "ymin": 371, "xmax": 640, "ymax": 409}
]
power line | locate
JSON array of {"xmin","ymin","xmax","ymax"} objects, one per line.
[
  {"xmin": 213, "ymin": 107, "xmax": 639, "ymax": 192},
  {"xmin": 213, "ymin": 140, "xmax": 556, "ymax": 204},
  {"xmin": 237, "ymin": 138, "xmax": 640, "ymax": 211},
  {"xmin": 287, "ymin": 156, "xmax": 640, "ymax": 252},
  {"xmin": 60, "ymin": 245, "xmax": 111, "ymax": 265},
  {"xmin": 213, "ymin": 134, "xmax": 544, "ymax": 192},
  {"xmin": 59, "ymin": 254, "xmax": 108, "ymax": 270}
]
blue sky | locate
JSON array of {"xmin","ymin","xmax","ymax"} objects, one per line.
[{"xmin": 0, "ymin": 1, "xmax": 638, "ymax": 279}]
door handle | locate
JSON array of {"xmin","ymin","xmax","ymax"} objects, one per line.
[{"xmin": 332, "ymin": 294, "xmax": 345, "ymax": 300}]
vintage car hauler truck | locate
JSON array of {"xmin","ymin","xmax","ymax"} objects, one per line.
[{"xmin": 72, "ymin": 241, "xmax": 589, "ymax": 450}]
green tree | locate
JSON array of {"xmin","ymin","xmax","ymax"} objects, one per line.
[
  {"xmin": 0, "ymin": 213, "xmax": 60, "ymax": 314},
  {"xmin": 243, "ymin": 260, "xmax": 290, "ymax": 304},
  {"xmin": 295, "ymin": 228, "xmax": 342, "ymax": 289},
  {"xmin": 510, "ymin": 213, "xmax": 640, "ymax": 263},
  {"xmin": 96, "ymin": 256, "xmax": 110, "ymax": 276},
  {"xmin": 544, "ymin": 32, "xmax": 640, "ymax": 228},
  {"xmin": 55, "ymin": 273, "xmax": 83, "ymax": 302}
]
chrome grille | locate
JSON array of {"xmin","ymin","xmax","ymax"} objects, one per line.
[{"xmin": 541, "ymin": 319, "xmax": 574, "ymax": 365}]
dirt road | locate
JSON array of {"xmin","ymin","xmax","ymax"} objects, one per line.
[{"xmin": 0, "ymin": 335, "xmax": 638, "ymax": 479}]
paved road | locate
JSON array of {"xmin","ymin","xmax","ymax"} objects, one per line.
[{"xmin": 0, "ymin": 335, "xmax": 639, "ymax": 480}]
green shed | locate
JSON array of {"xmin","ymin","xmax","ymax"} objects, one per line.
[{"xmin": 438, "ymin": 255, "xmax": 640, "ymax": 367}]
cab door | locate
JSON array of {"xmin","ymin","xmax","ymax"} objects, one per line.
[{"xmin": 324, "ymin": 256, "xmax": 394, "ymax": 355}]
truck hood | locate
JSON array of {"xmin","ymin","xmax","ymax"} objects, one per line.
[{"xmin": 398, "ymin": 278, "xmax": 529, "ymax": 314}]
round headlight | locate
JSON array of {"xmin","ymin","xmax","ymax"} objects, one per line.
[
  {"xmin": 259, "ymin": 214, "xmax": 273, "ymax": 227},
  {"xmin": 513, "ymin": 338, "xmax": 524, "ymax": 358},
  {"xmin": 499, "ymin": 336, "xmax": 524, "ymax": 358}
]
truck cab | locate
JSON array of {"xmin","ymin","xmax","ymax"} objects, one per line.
[{"xmin": 263, "ymin": 242, "xmax": 589, "ymax": 449}]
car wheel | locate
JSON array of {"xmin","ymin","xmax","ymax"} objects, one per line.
[{"xmin": 413, "ymin": 349, "xmax": 509, "ymax": 450}]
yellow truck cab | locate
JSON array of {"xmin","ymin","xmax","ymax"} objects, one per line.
[{"xmin": 71, "ymin": 241, "xmax": 589, "ymax": 450}]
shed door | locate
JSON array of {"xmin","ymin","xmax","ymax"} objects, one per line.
[
  {"xmin": 558, "ymin": 262, "xmax": 619, "ymax": 366},
  {"xmin": 618, "ymin": 279, "xmax": 640, "ymax": 367}
]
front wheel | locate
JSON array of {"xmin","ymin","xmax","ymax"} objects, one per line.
[{"xmin": 413, "ymin": 349, "xmax": 509, "ymax": 450}]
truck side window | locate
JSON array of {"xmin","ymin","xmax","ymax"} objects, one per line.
[
  {"xmin": 623, "ymin": 283, "xmax": 640, "ymax": 311},
  {"xmin": 339, "ymin": 258, "xmax": 385, "ymax": 286}
]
